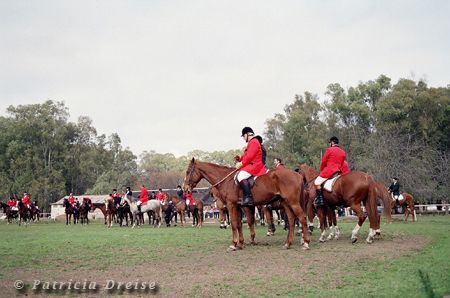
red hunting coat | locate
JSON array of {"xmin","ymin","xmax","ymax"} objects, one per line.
[
  {"xmin": 319, "ymin": 145, "xmax": 350, "ymax": 178},
  {"xmin": 239, "ymin": 137, "xmax": 267, "ymax": 176},
  {"xmin": 185, "ymin": 193, "xmax": 196, "ymax": 206},
  {"xmin": 139, "ymin": 187, "xmax": 149, "ymax": 205}
]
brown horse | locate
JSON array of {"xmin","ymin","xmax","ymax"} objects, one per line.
[
  {"xmin": 395, "ymin": 192, "xmax": 416, "ymax": 222},
  {"xmin": 374, "ymin": 184, "xmax": 415, "ymax": 222},
  {"xmin": 105, "ymin": 198, "xmax": 117, "ymax": 228},
  {"xmin": 79, "ymin": 198, "xmax": 92, "ymax": 225},
  {"xmin": 164, "ymin": 194, "xmax": 187, "ymax": 226},
  {"xmin": 302, "ymin": 181, "xmax": 340, "ymax": 242},
  {"xmin": 0, "ymin": 202, "xmax": 19, "ymax": 224},
  {"xmin": 298, "ymin": 163, "xmax": 379, "ymax": 244},
  {"xmin": 210, "ymin": 187, "xmax": 230, "ymax": 229},
  {"xmin": 183, "ymin": 158, "xmax": 310, "ymax": 250},
  {"xmin": 91, "ymin": 202, "xmax": 108, "ymax": 225},
  {"xmin": 62, "ymin": 199, "xmax": 77, "ymax": 225}
]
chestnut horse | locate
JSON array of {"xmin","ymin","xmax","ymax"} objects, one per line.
[
  {"xmin": 164, "ymin": 194, "xmax": 187, "ymax": 226},
  {"xmin": 210, "ymin": 187, "xmax": 230, "ymax": 229},
  {"xmin": 91, "ymin": 203, "xmax": 108, "ymax": 225},
  {"xmin": 298, "ymin": 164, "xmax": 379, "ymax": 243},
  {"xmin": 183, "ymin": 158, "xmax": 310, "ymax": 250},
  {"xmin": 374, "ymin": 184, "xmax": 415, "ymax": 222},
  {"xmin": 395, "ymin": 192, "xmax": 416, "ymax": 222},
  {"xmin": 302, "ymin": 181, "xmax": 341, "ymax": 242}
]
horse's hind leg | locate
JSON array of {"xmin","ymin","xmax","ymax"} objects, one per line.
[
  {"xmin": 244, "ymin": 206, "xmax": 256, "ymax": 245},
  {"xmin": 290, "ymin": 203, "xmax": 310, "ymax": 249},
  {"xmin": 349, "ymin": 203, "xmax": 367, "ymax": 243}
]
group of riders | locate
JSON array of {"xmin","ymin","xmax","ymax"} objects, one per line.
[
  {"xmin": 2, "ymin": 126, "xmax": 404, "ymax": 226},
  {"xmin": 63, "ymin": 185, "xmax": 199, "ymax": 226},
  {"xmin": 236, "ymin": 126, "xmax": 402, "ymax": 208},
  {"xmin": 3, "ymin": 192, "xmax": 40, "ymax": 223}
]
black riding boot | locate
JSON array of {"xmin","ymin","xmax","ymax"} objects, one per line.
[
  {"xmin": 315, "ymin": 189, "xmax": 325, "ymax": 206},
  {"xmin": 239, "ymin": 179, "xmax": 254, "ymax": 207}
]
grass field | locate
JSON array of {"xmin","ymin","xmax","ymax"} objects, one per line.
[{"xmin": 0, "ymin": 215, "xmax": 449, "ymax": 297}]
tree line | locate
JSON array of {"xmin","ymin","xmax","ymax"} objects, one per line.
[{"xmin": 0, "ymin": 75, "xmax": 448, "ymax": 210}]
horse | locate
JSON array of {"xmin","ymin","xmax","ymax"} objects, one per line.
[
  {"xmin": 63, "ymin": 198, "xmax": 76, "ymax": 225},
  {"xmin": 117, "ymin": 197, "xmax": 133, "ymax": 227},
  {"xmin": 105, "ymin": 198, "xmax": 118, "ymax": 228},
  {"xmin": 91, "ymin": 202, "xmax": 108, "ymax": 225},
  {"xmin": 30, "ymin": 202, "xmax": 40, "ymax": 222},
  {"xmin": 0, "ymin": 202, "xmax": 19, "ymax": 224},
  {"xmin": 79, "ymin": 198, "xmax": 92, "ymax": 225},
  {"xmin": 210, "ymin": 188, "xmax": 230, "ymax": 229},
  {"xmin": 302, "ymin": 181, "xmax": 341, "ymax": 242},
  {"xmin": 186, "ymin": 200, "xmax": 201, "ymax": 227},
  {"xmin": 164, "ymin": 194, "xmax": 187, "ymax": 226},
  {"xmin": 395, "ymin": 192, "xmax": 416, "ymax": 222},
  {"xmin": 183, "ymin": 158, "xmax": 310, "ymax": 251},
  {"xmin": 124, "ymin": 197, "xmax": 162, "ymax": 228},
  {"xmin": 298, "ymin": 163, "xmax": 379, "ymax": 244},
  {"xmin": 373, "ymin": 183, "xmax": 415, "ymax": 222}
]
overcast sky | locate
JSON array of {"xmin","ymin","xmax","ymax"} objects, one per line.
[{"xmin": 1, "ymin": 1, "xmax": 449, "ymax": 157}]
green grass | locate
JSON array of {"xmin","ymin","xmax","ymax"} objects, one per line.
[{"xmin": 0, "ymin": 216, "xmax": 449, "ymax": 297}]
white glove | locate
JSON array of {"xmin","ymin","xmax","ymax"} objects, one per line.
[{"xmin": 235, "ymin": 161, "xmax": 243, "ymax": 169}]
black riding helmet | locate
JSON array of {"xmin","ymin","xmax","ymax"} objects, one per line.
[
  {"xmin": 241, "ymin": 127, "xmax": 254, "ymax": 136},
  {"xmin": 329, "ymin": 136, "xmax": 339, "ymax": 144}
]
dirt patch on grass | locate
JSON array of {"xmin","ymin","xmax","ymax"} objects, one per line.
[{"xmin": 1, "ymin": 233, "xmax": 429, "ymax": 297}]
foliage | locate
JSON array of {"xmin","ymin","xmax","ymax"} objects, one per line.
[{"xmin": 264, "ymin": 76, "xmax": 450, "ymax": 203}]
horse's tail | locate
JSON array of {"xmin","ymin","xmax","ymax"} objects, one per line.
[
  {"xmin": 367, "ymin": 180, "xmax": 381, "ymax": 230},
  {"xmin": 375, "ymin": 183, "xmax": 393, "ymax": 224}
]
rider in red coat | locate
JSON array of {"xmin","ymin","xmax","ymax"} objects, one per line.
[
  {"xmin": 156, "ymin": 189, "xmax": 166, "ymax": 203},
  {"xmin": 314, "ymin": 136, "xmax": 350, "ymax": 206},
  {"xmin": 235, "ymin": 127, "xmax": 267, "ymax": 206},
  {"xmin": 274, "ymin": 157, "xmax": 285, "ymax": 169},
  {"xmin": 139, "ymin": 185, "xmax": 149, "ymax": 205},
  {"xmin": 185, "ymin": 191, "xmax": 196, "ymax": 206},
  {"xmin": 68, "ymin": 193, "xmax": 78, "ymax": 209},
  {"xmin": 22, "ymin": 192, "xmax": 31, "ymax": 209},
  {"xmin": 7, "ymin": 197, "xmax": 16, "ymax": 207}
]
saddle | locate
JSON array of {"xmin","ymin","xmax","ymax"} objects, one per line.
[{"xmin": 322, "ymin": 173, "xmax": 342, "ymax": 192}]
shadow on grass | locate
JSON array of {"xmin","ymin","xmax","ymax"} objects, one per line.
[{"xmin": 418, "ymin": 269, "xmax": 436, "ymax": 298}]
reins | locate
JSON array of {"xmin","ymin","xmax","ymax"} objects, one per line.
[{"xmin": 209, "ymin": 168, "xmax": 239, "ymax": 189}]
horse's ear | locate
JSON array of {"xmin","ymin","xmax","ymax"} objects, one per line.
[{"xmin": 191, "ymin": 157, "xmax": 195, "ymax": 163}]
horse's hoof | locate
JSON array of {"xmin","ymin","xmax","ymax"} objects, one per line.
[
  {"xmin": 366, "ymin": 238, "xmax": 374, "ymax": 244},
  {"xmin": 283, "ymin": 244, "xmax": 290, "ymax": 249},
  {"xmin": 302, "ymin": 243, "xmax": 310, "ymax": 250},
  {"xmin": 250, "ymin": 241, "xmax": 257, "ymax": 246},
  {"xmin": 351, "ymin": 238, "xmax": 358, "ymax": 244},
  {"xmin": 227, "ymin": 246, "xmax": 237, "ymax": 252}
]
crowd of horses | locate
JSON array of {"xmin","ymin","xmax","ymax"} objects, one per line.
[
  {"xmin": 60, "ymin": 194, "xmax": 205, "ymax": 229},
  {"xmin": 1, "ymin": 160, "xmax": 416, "ymax": 253},
  {"xmin": 182, "ymin": 159, "xmax": 416, "ymax": 251},
  {"xmin": 0, "ymin": 200, "xmax": 40, "ymax": 225}
]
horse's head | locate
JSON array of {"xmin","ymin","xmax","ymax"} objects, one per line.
[
  {"xmin": 298, "ymin": 163, "xmax": 318, "ymax": 181},
  {"xmin": 183, "ymin": 158, "xmax": 202, "ymax": 192}
]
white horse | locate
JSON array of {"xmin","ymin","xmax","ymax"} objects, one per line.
[{"xmin": 123, "ymin": 197, "xmax": 161, "ymax": 228}]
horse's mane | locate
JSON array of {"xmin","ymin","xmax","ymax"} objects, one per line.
[{"xmin": 196, "ymin": 160, "xmax": 234, "ymax": 171}]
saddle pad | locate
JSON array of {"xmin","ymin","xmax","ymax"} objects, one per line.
[
  {"xmin": 323, "ymin": 175, "xmax": 341, "ymax": 192},
  {"xmin": 392, "ymin": 193, "xmax": 404, "ymax": 201}
]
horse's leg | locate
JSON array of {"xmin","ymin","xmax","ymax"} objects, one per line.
[
  {"xmin": 236, "ymin": 207, "xmax": 245, "ymax": 249},
  {"xmin": 227, "ymin": 203, "xmax": 240, "ymax": 251},
  {"xmin": 244, "ymin": 206, "xmax": 256, "ymax": 245},
  {"xmin": 349, "ymin": 203, "xmax": 367, "ymax": 243},
  {"xmin": 264, "ymin": 207, "xmax": 274, "ymax": 236},
  {"xmin": 282, "ymin": 204, "xmax": 295, "ymax": 249},
  {"xmin": 317, "ymin": 207, "xmax": 328, "ymax": 242},
  {"xmin": 288, "ymin": 200, "xmax": 310, "ymax": 249}
]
